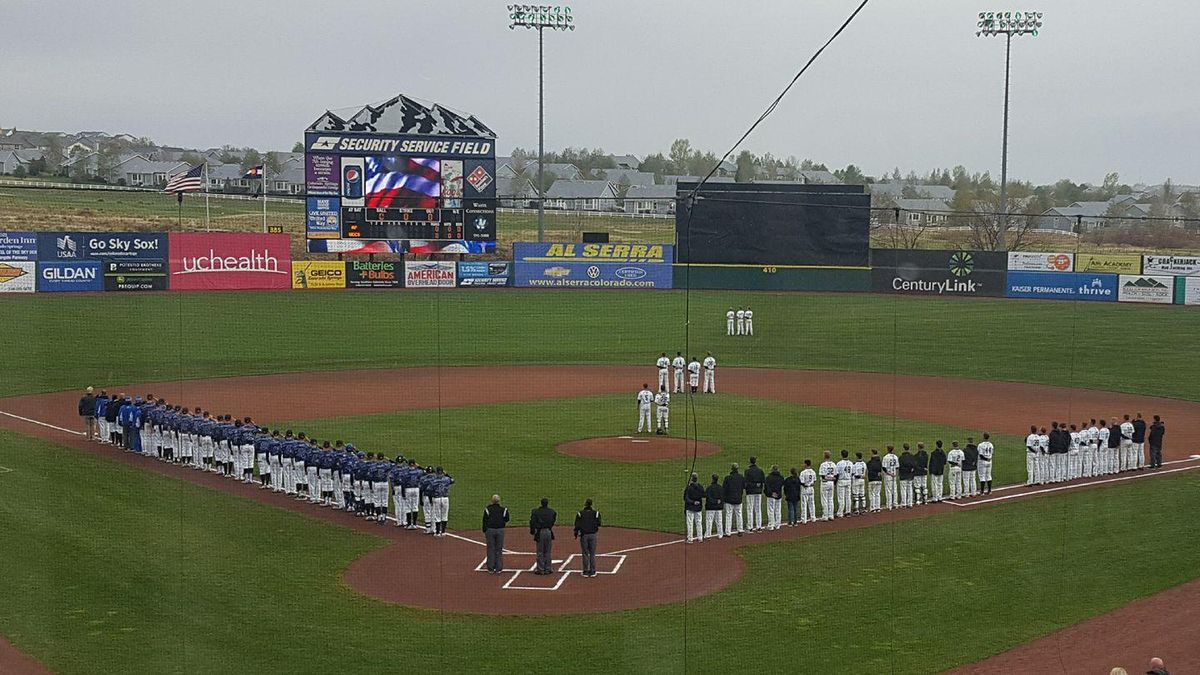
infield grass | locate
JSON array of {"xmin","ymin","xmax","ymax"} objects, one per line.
[
  {"xmin": 2, "ymin": 290, "xmax": 1199, "ymax": 400},
  {"xmin": 2, "ymin": 427, "xmax": 1198, "ymax": 674}
]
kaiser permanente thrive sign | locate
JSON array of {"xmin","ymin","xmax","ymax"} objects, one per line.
[{"xmin": 514, "ymin": 242, "xmax": 673, "ymax": 264}]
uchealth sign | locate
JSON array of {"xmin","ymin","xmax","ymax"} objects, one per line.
[
  {"xmin": 404, "ymin": 261, "xmax": 456, "ymax": 288},
  {"xmin": 1007, "ymin": 251, "xmax": 1074, "ymax": 272},
  {"xmin": 168, "ymin": 233, "xmax": 291, "ymax": 290}
]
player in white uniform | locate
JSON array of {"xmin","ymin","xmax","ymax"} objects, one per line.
[
  {"xmin": 851, "ymin": 452, "xmax": 868, "ymax": 515},
  {"xmin": 1085, "ymin": 420, "xmax": 1099, "ymax": 477},
  {"xmin": 744, "ymin": 307, "xmax": 754, "ymax": 335},
  {"xmin": 726, "ymin": 308, "xmax": 735, "ymax": 336},
  {"xmin": 881, "ymin": 446, "xmax": 900, "ymax": 510},
  {"xmin": 798, "ymin": 460, "xmax": 817, "ymax": 524},
  {"xmin": 636, "ymin": 384, "xmax": 654, "ymax": 433},
  {"xmin": 687, "ymin": 357, "xmax": 701, "ymax": 394},
  {"xmin": 735, "ymin": 308, "xmax": 746, "ymax": 336},
  {"xmin": 1097, "ymin": 421, "xmax": 1112, "ymax": 475},
  {"xmin": 654, "ymin": 388, "xmax": 670, "ymax": 435},
  {"xmin": 656, "ymin": 353, "xmax": 670, "ymax": 392},
  {"xmin": 834, "ymin": 450, "xmax": 853, "ymax": 518},
  {"xmin": 818, "ymin": 452, "xmax": 837, "ymax": 521},
  {"xmin": 671, "ymin": 352, "xmax": 686, "ymax": 393},
  {"xmin": 946, "ymin": 442, "xmax": 965, "ymax": 499},
  {"xmin": 1119, "ymin": 416, "xmax": 1135, "ymax": 472},
  {"xmin": 1025, "ymin": 426, "xmax": 1039, "ymax": 485},
  {"xmin": 702, "ymin": 352, "xmax": 716, "ymax": 393},
  {"xmin": 977, "ymin": 433, "xmax": 995, "ymax": 495},
  {"xmin": 1036, "ymin": 428, "xmax": 1050, "ymax": 484},
  {"xmin": 1067, "ymin": 425, "xmax": 1081, "ymax": 480}
]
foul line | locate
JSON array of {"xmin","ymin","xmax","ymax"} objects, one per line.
[
  {"xmin": 0, "ymin": 411, "xmax": 85, "ymax": 436},
  {"xmin": 606, "ymin": 538, "xmax": 687, "ymax": 556},
  {"xmin": 945, "ymin": 462, "xmax": 1200, "ymax": 507}
]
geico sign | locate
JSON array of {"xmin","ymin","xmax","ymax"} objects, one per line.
[
  {"xmin": 176, "ymin": 249, "xmax": 284, "ymax": 274},
  {"xmin": 308, "ymin": 269, "xmax": 343, "ymax": 278},
  {"xmin": 42, "ymin": 266, "xmax": 97, "ymax": 280}
]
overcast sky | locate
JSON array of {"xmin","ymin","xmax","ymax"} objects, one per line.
[{"xmin": 4, "ymin": 0, "xmax": 1197, "ymax": 185}]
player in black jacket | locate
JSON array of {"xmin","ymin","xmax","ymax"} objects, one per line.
[
  {"xmin": 783, "ymin": 468, "xmax": 802, "ymax": 526},
  {"xmin": 898, "ymin": 446, "xmax": 916, "ymax": 508},
  {"xmin": 684, "ymin": 473, "xmax": 706, "ymax": 542},
  {"xmin": 743, "ymin": 457, "xmax": 766, "ymax": 532},
  {"xmin": 866, "ymin": 450, "xmax": 883, "ymax": 512},
  {"xmin": 704, "ymin": 474, "xmax": 724, "ymax": 538},
  {"xmin": 763, "ymin": 465, "xmax": 785, "ymax": 530},
  {"xmin": 913, "ymin": 443, "xmax": 929, "ymax": 505},
  {"xmin": 962, "ymin": 439, "xmax": 980, "ymax": 497},
  {"xmin": 722, "ymin": 464, "xmax": 746, "ymax": 536},
  {"xmin": 928, "ymin": 440, "xmax": 947, "ymax": 502}
]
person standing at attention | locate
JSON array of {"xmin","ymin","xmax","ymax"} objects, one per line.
[
  {"xmin": 783, "ymin": 467, "xmax": 802, "ymax": 527},
  {"xmin": 704, "ymin": 474, "xmax": 724, "ymax": 539},
  {"xmin": 742, "ymin": 456, "xmax": 766, "ymax": 532},
  {"xmin": 573, "ymin": 499, "xmax": 601, "ymax": 577},
  {"xmin": 636, "ymin": 383, "xmax": 654, "ymax": 434},
  {"xmin": 702, "ymin": 352, "xmax": 717, "ymax": 394},
  {"xmin": 529, "ymin": 498, "xmax": 557, "ymax": 575},
  {"xmin": 1148, "ymin": 415, "xmax": 1165, "ymax": 469},
  {"xmin": 928, "ymin": 440, "xmax": 947, "ymax": 503},
  {"xmin": 684, "ymin": 473, "xmax": 705, "ymax": 543},
  {"xmin": 482, "ymin": 495, "xmax": 509, "ymax": 574},
  {"xmin": 78, "ymin": 387, "xmax": 97, "ymax": 440},
  {"xmin": 672, "ymin": 352, "xmax": 686, "ymax": 394}
]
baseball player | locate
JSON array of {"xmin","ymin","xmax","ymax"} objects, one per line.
[
  {"xmin": 94, "ymin": 391, "xmax": 110, "ymax": 443},
  {"xmin": 684, "ymin": 473, "xmax": 705, "ymax": 543},
  {"xmin": 834, "ymin": 450, "xmax": 853, "ymax": 518},
  {"xmin": 672, "ymin": 352, "xmax": 686, "ymax": 393},
  {"xmin": 744, "ymin": 307, "xmax": 754, "ymax": 335},
  {"xmin": 1068, "ymin": 424, "xmax": 1081, "ymax": 480},
  {"xmin": 420, "ymin": 465, "xmax": 437, "ymax": 532},
  {"xmin": 702, "ymin": 352, "xmax": 716, "ymax": 394},
  {"xmin": 798, "ymin": 460, "xmax": 817, "ymax": 524},
  {"xmin": 743, "ymin": 457, "xmax": 765, "ymax": 532},
  {"xmin": 656, "ymin": 353, "xmax": 670, "ymax": 391},
  {"xmin": 962, "ymin": 439, "xmax": 979, "ymax": 497},
  {"xmin": 704, "ymin": 474, "xmax": 724, "ymax": 539},
  {"xmin": 636, "ymin": 384, "xmax": 654, "ymax": 434},
  {"xmin": 913, "ymin": 443, "xmax": 929, "ymax": 505},
  {"xmin": 1037, "ymin": 427, "xmax": 1049, "ymax": 484},
  {"xmin": 725, "ymin": 307, "xmax": 735, "ymax": 336},
  {"xmin": 866, "ymin": 450, "xmax": 883, "ymax": 512},
  {"xmin": 898, "ymin": 444, "xmax": 915, "ymax": 508},
  {"xmin": 929, "ymin": 441, "xmax": 947, "ymax": 502},
  {"xmin": 1097, "ymin": 420, "xmax": 1112, "ymax": 474},
  {"xmin": 655, "ymin": 387, "xmax": 670, "ymax": 435},
  {"xmin": 1083, "ymin": 419, "xmax": 1098, "ymax": 478},
  {"xmin": 687, "ymin": 356, "xmax": 701, "ymax": 394},
  {"xmin": 432, "ymin": 467, "xmax": 453, "ymax": 537},
  {"xmin": 818, "ymin": 452, "xmax": 837, "ymax": 521},
  {"xmin": 735, "ymin": 307, "xmax": 746, "ymax": 336},
  {"xmin": 1132, "ymin": 412, "xmax": 1147, "ymax": 470},
  {"xmin": 404, "ymin": 461, "xmax": 424, "ymax": 528},
  {"xmin": 1119, "ymin": 415, "xmax": 1135, "ymax": 472},
  {"xmin": 946, "ymin": 441, "xmax": 965, "ymax": 499},
  {"xmin": 722, "ymin": 464, "xmax": 745, "ymax": 535},
  {"xmin": 1025, "ymin": 425, "xmax": 1039, "ymax": 485},
  {"xmin": 851, "ymin": 452, "xmax": 867, "ymax": 515},
  {"xmin": 977, "ymin": 433, "xmax": 995, "ymax": 494},
  {"xmin": 764, "ymin": 465, "xmax": 784, "ymax": 530},
  {"xmin": 881, "ymin": 445, "xmax": 899, "ymax": 510}
]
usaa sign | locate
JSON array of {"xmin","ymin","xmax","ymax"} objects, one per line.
[{"xmin": 514, "ymin": 242, "xmax": 673, "ymax": 264}]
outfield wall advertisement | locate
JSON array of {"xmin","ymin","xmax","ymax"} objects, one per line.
[
  {"xmin": 37, "ymin": 261, "xmax": 103, "ymax": 292},
  {"xmin": 292, "ymin": 261, "xmax": 347, "ymax": 289},
  {"xmin": 1007, "ymin": 251, "xmax": 1074, "ymax": 272},
  {"xmin": 458, "ymin": 261, "xmax": 511, "ymax": 287},
  {"xmin": 168, "ymin": 233, "xmax": 291, "ymax": 291},
  {"xmin": 0, "ymin": 261, "xmax": 36, "ymax": 293},
  {"xmin": 1074, "ymin": 253, "xmax": 1141, "ymax": 274},
  {"xmin": 1143, "ymin": 255, "xmax": 1200, "ymax": 277},
  {"xmin": 404, "ymin": 261, "xmax": 456, "ymax": 288},
  {"xmin": 346, "ymin": 261, "xmax": 401, "ymax": 288},
  {"xmin": 0, "ymin": 232, "xmax": 38, "ymax": 261},
  {"xmin": 1005, "ymin": 271, "xmax": 1117, "ymax": 302},
  {"xmin": 514, "ymin": 241, "xmax": 673, "ymax": 289},
  {"xmin": 1177, "ymin": 277, "xmax": 1200, "ymax": 305},
  {"xmin": 871, "ymin": 249, "xmax": 1006, "ymax": 297},
  {"xmin": 513, "ymin": 242, "xmax": 673, "ymax": 264},
  {"xmin": 1117, "ymin": 275, "xmax": 1173, "ymax": 304},
  {"xmin": 103, "ymin": 260, "xmax": 168, "ymax": 292}
]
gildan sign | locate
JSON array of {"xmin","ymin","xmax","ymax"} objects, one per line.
[
  {"xmin": 168, "ymin": 233, "xmax": 291, "ymax": 290},
  {"xmin": 1007, "ymin": 251, "xmax": 1074, "ymax": 272},
  {"xmin": 37, "ymin": 261, "xmax": 103, "ymax": 292},
  {"xmin": 1117, "ymin": 275, "xmax": 1173, "ymax": 304}
]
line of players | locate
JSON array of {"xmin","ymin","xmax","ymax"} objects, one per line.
[
  {"xmin": 725, "ymin": 307, "xmax": 754, "ymax": 336},
  {"xmin": 1024, "ymin": 414, "xmax": 1164, "ymax": 485},
  {"xmin": 681, "ymin": 439, "xmax": 995, "ymax": 542},
  {"xmin": 82, "ymin": 391, "xmax": 456, "ymax": 536}
]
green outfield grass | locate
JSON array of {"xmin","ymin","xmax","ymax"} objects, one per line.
[
  {"xmin": 3, "ymin": 427, "xmax": 1199, "ymax": 674},
  {"xmin": 2, "ymin": 290, "xmax": 1199, "ymax": 400},
  {"xmin": 282, "ymin": 395, "xmax": 1028, "ymax": 533}
]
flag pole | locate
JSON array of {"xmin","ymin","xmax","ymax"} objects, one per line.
[
  {"xmin": 204, "ymin": 161, "xmax": 211, "ymax": 231},
  {"xmin": 262, "ymin": 162, "xmax": 268, "ymax": 233}
]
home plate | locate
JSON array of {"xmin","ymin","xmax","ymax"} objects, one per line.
[
  {"xmin": 632, "ymin": 439, "xmax": 650, "ymax": 443},
  {"xmin": 617, "ymin": 436, "xmax": 632, "ymax": 439}
]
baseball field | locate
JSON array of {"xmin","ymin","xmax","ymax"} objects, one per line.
[{"xmin": 2, "ymin": 289, "xmax": 1199, "ymax": 673}]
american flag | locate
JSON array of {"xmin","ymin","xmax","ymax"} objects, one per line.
[
  {"xmin": 242, "ymin": 165, "xmax": 263, "ymax": 179},
  {"xmin": 365, "ymin": 156, "xmax": 440, "ymax": 209},
  {"xmin": 164, "ymin": 163, "xmax": 204, "ymax": 193}
]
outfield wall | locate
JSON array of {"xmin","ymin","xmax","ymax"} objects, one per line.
[{"xmin": 3, "ymin": 230, "xmax": 1199, "ymax": 306}]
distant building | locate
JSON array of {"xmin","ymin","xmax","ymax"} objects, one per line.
[
  {"xmin": 894, "ymin": 198, "xmax": 951, "ymax": 226},
  {"xmin": 496, "ymin": 176, "xmax": 538, "ymax": 208},
  {"xmin": 608, "ymin": 154, "xmax": 641, "ymax": 170},
  {"xmin": 868, "ymin": 182, "xmax": 956, "ymax": 202},
  {"xmin": 597, "ymin": 168, "xmax": 655, "ymax": 187},
  {"xmin": 545, "ymin": 180, "xmax": 618, "ymax": 211},
  {"xmin": 623, "ymin": 184, "xmax": 677, "ymax": 214}
]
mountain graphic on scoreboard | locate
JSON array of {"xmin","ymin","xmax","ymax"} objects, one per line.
[{"xmin": 1125, "ymin": 277, "xmax": 1167, "ymax": 288}]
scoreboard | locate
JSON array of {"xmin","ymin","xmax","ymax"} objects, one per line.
[{"xmin": 304, "ymin": 130, "xmax": 497, "ymax": 252}]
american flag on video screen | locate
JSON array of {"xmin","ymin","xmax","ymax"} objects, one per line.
[{"xmin": 365, "ymin": 156, "xmax": 440, "ymax": 208}]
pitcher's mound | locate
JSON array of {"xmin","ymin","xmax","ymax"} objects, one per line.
[{"xmin": 557, "ymin": 436, "xmax": 722, "ymax": 463}]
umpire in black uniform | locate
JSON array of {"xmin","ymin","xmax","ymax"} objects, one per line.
[
  {"xmin": 573, "ymin": 499, "xmax": 602, "ymax": 577},
  {"xmin": 529, "ymin": 498, "xmax": 557, "ymax": 575},
  {"xmin": 482, "ymin": 495, "xmax": 510, "ymax": 574},
  {"xmin": 1148, "ymin": 415, "xmax": 1166, "ymax": 468}
]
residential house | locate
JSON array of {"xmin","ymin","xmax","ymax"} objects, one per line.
[
  {"xmin": 496, "ymin": 176, "xmax": 538, "ymax": 208},
  {"xmin": 608, "ymin": 154, "xmax": 641, "ymax": 170},
  {"xmin": 869, "ymin": 182, "xmax": 956, "ymax": 202},
  {"xmin": 496, "ymin": 158, "xmax": 582, "ymax": 182},
  {"xmin": 1039, "ymin": 201, "xmax": 1113, "ymax": 232},
  {"xmin": 0, "ymin": 130, "xmax": 52, "ymax": 151},
  {"xmin": 112, "ymin": 157, "xmax": 189, "ymax": 187},
  {"xmin": 893, "ymin": 198, "xmax": 951, "ymax": 226},
  {"xmin": 662, "ymin": 175, "xmax": 702, "ymax": 185},
  {"xmin": 545, "ymin": 180, "xmax": 618, "ymax": 211},
  {"xmin": 205, "ymin": 162, "xmax": 246, "ymax": 191},
  {"xmin": 715, "ymin": 159, "xmax": 736, "ymax": 177},
  {"xmin": 623, "ymin": 184, "xmax": 677, "ymax": 215},
  {"xmin": 270, "ymin": 164, "xmax": 305, "ymax": 195},
  {"xmin": 0, "ymin": 149, "xmax": 45, "ymax": 174},
  {"xmin": 598, "ymin": 168, "xmax": 655, "ymax": 187}
]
